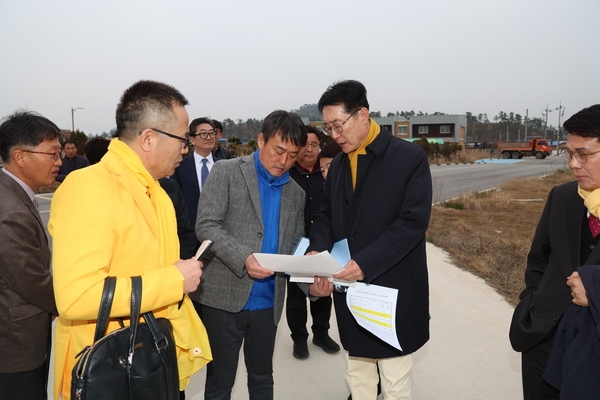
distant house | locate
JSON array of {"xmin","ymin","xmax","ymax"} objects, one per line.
[{"xmin": 407, "ymin": 115, "xmax": 467, "ymax": 143}]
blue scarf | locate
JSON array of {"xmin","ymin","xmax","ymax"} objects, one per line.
[{"xmin": 243, "ymin": 150, "xmax": 289, "ymax": 311}]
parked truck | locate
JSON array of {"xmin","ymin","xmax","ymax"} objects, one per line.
[{"xmin": 497, "ymin": 138, "xmax": 552, "ymax": 159}]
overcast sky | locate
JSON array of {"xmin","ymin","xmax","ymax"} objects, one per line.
[{"xmin": 1, "ymin": 0, "xmax": 598, "ymax": 135}]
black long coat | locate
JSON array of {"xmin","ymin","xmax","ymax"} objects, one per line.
[
  {"xmin": 510, "ymin": 181, "xmax": 600, "ymax": 352},
  {"xmin": 308, "ymin": 128, "xmax": 432, "ymax": 358}
]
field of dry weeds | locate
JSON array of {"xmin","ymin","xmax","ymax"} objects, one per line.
[{"xmin": 427, "ymin": 169, "xmax": 576, "ymax": 305}]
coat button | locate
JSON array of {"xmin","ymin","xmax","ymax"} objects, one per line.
[
  {"xmin": 348, "ymin": 238, "xmax": 355, "ymax": 243},
  {"xmin": 257, "ymin": 232, "xmax": 263, "ymax": 238},
  {"xmin": 591, "ymin": 244, "xmax": 595, "ymax": 250}
]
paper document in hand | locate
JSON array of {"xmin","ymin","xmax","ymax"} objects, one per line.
[
  {"xmin": 346, "ymin": 283, "xmax": 402, "ymax": 351},
  {"xmin": 253, "ymin": 251, "xmax": 343, "ymax": 280},
  {"xmin": 293, "ymin": 237, "xmax": 351, "ymax": 267}
]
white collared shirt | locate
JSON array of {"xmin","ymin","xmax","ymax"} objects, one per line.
[{"xmin": 193, "ymin": 152, "xmax": 215, "ymax": 191}]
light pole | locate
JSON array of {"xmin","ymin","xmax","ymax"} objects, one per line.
[
  {"xmin": 71, "ymin": 107, "xmax": 83, "ymax": 133},
  {"xmin": 542, "ymin": 104, "xmax": 552, "ymax": 139},
  {"xmin": 555, "ymin": 101, "xmax": 565, "ymax": 156}
]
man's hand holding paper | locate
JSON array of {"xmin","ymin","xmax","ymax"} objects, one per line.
[{"xmin": 333, "ymin": 259, "xmax": 365, "ymax": 282}]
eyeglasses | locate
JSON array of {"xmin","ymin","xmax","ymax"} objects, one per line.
[
  {"xmin": 21, "ymin": 150, "xmax": 62, "ymax": 161},
  {"xmin": 561, "ymin": 149, "xmax": 600, "ymax": 164},
  {"xmin": 322, "ymin": 108, "xmax": 361, "ymax": 136},
  {"xmin": 150, "ymin": 128, "xmax": 190, "ymax": 148},
  {"xmin": 305, "ymin": 143, "xmax": 320, "ymax": 149},
  {"xmin": 191, "ymin": 131, "xmax": 217, "ymax": 139}
]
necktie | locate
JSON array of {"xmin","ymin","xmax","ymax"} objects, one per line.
[
  {"xmin": 200, "ymin": 158, "xmax": 209, "ymax": 188},
  {"xmin": 589, "ymin": 214, "xmax": 600, "ymax": 238},
  {"xmin": 33, "ymin": 197, "xmax": 40, "ymax": 213}
]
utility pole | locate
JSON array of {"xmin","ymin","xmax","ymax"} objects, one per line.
[
  {"xmin": 71, "ymin": 107, "xmax": 83, "ymax": 133},
  {"xmin": 542, "ymin": 104, "xmax": 552, "ymax": 139},
  {"xmin": 524, "ymin": 109, "xmax": 528, "ymax": 140},
  {"xmin": 555, "ymin": 101, "xmax": 565, "ymax": 156}
]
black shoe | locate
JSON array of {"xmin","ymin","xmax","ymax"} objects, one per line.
[
  {"xmin": 293, "ymin": 341, "xmax": 309, "ymax": 359},
  {"xmin": 312, "ymin": 335, "xmax": 340, "ymax": 354}
]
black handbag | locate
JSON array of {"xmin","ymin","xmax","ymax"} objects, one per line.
[{"xmin": 71, "ymin": 276, "xmax": 179, "ymax": 400}]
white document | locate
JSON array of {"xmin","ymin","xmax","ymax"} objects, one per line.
[
  {"xmin": 254, "ymin": 251, "xmax": 342, "ymax": 281},
  {"xmin": 346, "ymin": 283, "xmax": 402, "ymax": 351},
  {"xmin": 254, "ymin": 238, "xmax": 354, "ymax": 285}
]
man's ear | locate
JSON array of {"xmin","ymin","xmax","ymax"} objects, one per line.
[
  {"xmin": 358, "ymin": 107, "xmax": 370, "ymax": 123},
  {"xmin": 138, "ymin": 128, "xmax": 154, "ymax": 152},
  {"xmin": 11, "ymin": 150, "xmax": 26, "ymax": 168},
  {"xmin": 257, "ymin": 133, "xmax": 265, "ymax": 149}
]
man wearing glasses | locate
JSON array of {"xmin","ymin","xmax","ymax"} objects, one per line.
[
  {"xmin": 0, "ymin": 111, "xmax": 60, "ymax": 400},
  {"xmin": 510, "ymin": 104, "xmax": 600, "ymax": 399},
  {"xmin": 49, "ymin": 80, "xmax": 211, "ymax": 399},
  {"xmin": 307, "ymin": 80, "xmax": 432, "ymax": 399},
  {"xmin": 171, "ymin": 117, "xmax": 219, "ymax": 232}
]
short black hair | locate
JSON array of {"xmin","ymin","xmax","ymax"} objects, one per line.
[
  {"xmin": 261, "ymin": 110, "xmax": 307, "ymax": 148},
  {"xmin": 0, "ymin": 110, "xmax": 60, "ymax": 162},
  {"xmin": 115, "ymin": 80, "xmax": 189, "ymax": 141},
  {"xmin": 189, "ymin": 117, "xmax": 215, "ymax": 136},
  {"xmin": 212, "ymin": 119, "xmax": 223, "ymax": 132},
  {"xmin": 318, "ymin": 140, "xmax": 342, "ymax": 161},
  {"xmin": 84, "ymin": 137, "xmax": 110, "ymax": 164},
  {"xmin": 63, "ymin": 140, "xmax": 76, "ymax": 147},
  {"xmin": 305, "ymin": 125, "xmax": 324, "ymax": 147},
  {"xmin": 318, "ymin": 80, "xmax": 370, "ymax": 114},
  {"xmin": 564, "ymin": 104, "xmax": 600, "ymax": 139}
]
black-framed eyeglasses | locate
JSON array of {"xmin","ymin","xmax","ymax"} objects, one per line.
[
  {"xmin": 561, "ymin": 149, "xmax": 600, "ymax": 164},
  {"xmin": 21, "ymin": 150, "xmax": 62, "ymax": 161},
  {"xmin": 322, "ymin": 108, "xmax": 361, "ymax": 136},
  {"xmin": 150, "ymin": 128, "xmax": 190, "ymax": 148},
  {"xmin": 191, "ymin": 131, "xmax": 217, "ymax": 139}
]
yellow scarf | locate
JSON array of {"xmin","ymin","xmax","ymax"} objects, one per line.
[
  {"xmin": 347, "ymin": 118, "xmax": 380, "ymax": 190},
  {"xmin": 578, "ymin": 186, "xmax": 600, "ymax": 219},
  {"xmin": 108, "ymin": 139, "xmax": 212, "ymax": 388}
]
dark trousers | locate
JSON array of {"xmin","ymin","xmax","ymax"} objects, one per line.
[
  {"xmin": 0, "ymin": 363, "xmax": 47, "ymax": 400},
  {"xmin": 202, "ymin": 305, "xmax": 277, "ymax": 400},
  {"xmin": 285, "ymin": 280, "xmax": 332, "ymax": 342},
  {"xmin": 522, "ymin": 333, "xmax": 561, "ymax": 400}
]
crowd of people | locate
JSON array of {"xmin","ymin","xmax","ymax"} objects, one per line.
[{"xmin": 1, "ymin": 77, "xmax": 599, "ymax": 400}]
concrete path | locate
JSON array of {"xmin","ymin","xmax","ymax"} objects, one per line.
[{"xmin": 49, "ymin": 243, "xmax": 522, "ymax": 399}]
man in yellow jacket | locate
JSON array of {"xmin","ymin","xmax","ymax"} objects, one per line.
[{"xmin": 49, "ymin": 80, "xmax": 211, "ymax": 400}]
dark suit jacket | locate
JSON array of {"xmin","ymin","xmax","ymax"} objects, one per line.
[
  {"xmin": 0, "ymin": 171, "xmax": 57, "ymax": 373},
  {"xmin": 56, "ymin": 155, "xmax": 89, "ymax": 182},
  {"xmin": 158, "ymin": 177, "xmax": 198, "ymax": 259},
  {"xmin": 510, "ymin": 181, "xmax": 589, "ymax": 352},
  {"xmin": 308, "ymin": 129, "xmax": 432, "ymax": 358},
  {"xmin": 170, "ymin": 153, "xmax": 220, "ymax": 229}
]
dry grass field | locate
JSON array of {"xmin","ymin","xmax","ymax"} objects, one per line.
[{"xmin": 427, "ymin": 169, "xmax": 576, "ymax": 306}]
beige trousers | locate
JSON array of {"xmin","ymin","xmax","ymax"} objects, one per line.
[{"xmin": 346, "ymin": 353, "xmax": 413, "ymax": 400}]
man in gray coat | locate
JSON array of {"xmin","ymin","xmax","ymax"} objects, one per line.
[
  {"xmin": 193, "ymin": 110, "xmax": 333, "ymax": 400},
  {"xmin": 0, "ymin": 111, "xmax": 61, "ymax": 399}
]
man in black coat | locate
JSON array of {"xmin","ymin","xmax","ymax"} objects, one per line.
[
  {"xmin": 510, "ymin": 104, "xmax": 600, "ymax": 399},
  {"xmin": 307, "ymin": 80, "xmax": 432, "ymax": 399}
]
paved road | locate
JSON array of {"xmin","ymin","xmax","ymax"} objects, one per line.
[{"xmin": 430, "ymin": 154, "xmax": 567, "ymax": 202}]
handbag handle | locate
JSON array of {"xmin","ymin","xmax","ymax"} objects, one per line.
[{"xmin": 93, "ymin": 277, "xmax": 117, "ymax": 342}]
